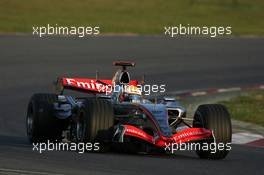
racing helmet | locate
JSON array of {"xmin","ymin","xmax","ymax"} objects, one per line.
[{"xmin": 120, "ymin": 80, "xmax": 142, "ymax": 103}]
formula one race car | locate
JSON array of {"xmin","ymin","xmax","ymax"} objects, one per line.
[{"xmin": 26, "ymin": 61, "xmax": 232, "ymax": 159}]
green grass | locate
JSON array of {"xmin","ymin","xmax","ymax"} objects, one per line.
[
  {"xmin": 220, "ymin": 91, "xmax": 264, "ymax": 126},
  {"xmin": 0, "ymin": 0, "xmax": 264, "ymax": 35}
]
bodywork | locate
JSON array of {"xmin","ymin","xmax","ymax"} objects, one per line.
[{"xmin": 52, "ymin": 61, "xmax": 213, "ymax": 149}]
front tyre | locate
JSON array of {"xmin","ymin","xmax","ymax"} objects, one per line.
[
  {"xmin": 193, "ymin": 104, "xmax": 232, "ymax": 159},
  {"xmin": 75, "ymin": 99, "xmax": 114, "ymax": 152}
]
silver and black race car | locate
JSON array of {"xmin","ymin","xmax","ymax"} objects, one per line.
[{"xmin": 26, "ymin": 61, "xmax": 232, "ymax": 159}]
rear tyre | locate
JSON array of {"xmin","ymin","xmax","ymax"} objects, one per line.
[
  {"xmin": 26, "ymin": 93, "xmax": 64, "ymax": 143},
  {"xmin": 76, "ymin": 99, "xmax": 114, "ymax": 152},
  {"xmin": 193, "ymin": 104, "xmax": 232, "ymax": 159}
]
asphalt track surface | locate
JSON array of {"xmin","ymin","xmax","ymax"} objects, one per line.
[{"xmin": 0, "ymin": 35, "xmax": 264, "ymax": 175}]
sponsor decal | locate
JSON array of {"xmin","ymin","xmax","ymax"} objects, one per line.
[
  {"xmin": 126, "ymin": 128, "xmax": 147, "ymax": 138},
  {"xmin": 124, "ymin": 125, "xmax": 154, "ymax": 143},
  {"xmin": 63, "ymin": 78, "xmax": 111, "ymax": 93},
  {"xmin": 173, "ymin": 129, "xmax": 209, "ymax": 141}
]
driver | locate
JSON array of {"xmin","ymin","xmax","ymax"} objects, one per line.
[{"xmin": 119, "ymin": 80, "xmax": 142, "ymax": 103}]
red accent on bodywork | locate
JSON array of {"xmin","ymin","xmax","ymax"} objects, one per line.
[
  {"xmin": 123, "ymin": 125, "xmax": 212, "ymax": 147},
  {"xmin": 62, "ymin": 78, "xmax": 112, "ymax": 93}
]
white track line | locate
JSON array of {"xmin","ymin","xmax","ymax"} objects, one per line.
[
  {"xmin": 0, "ymin": 168, "xmax": 64, "ymax": 175},
  {"xmin": 191, "ymin": 91, "xmax": 207, "ymax": 96},
  {"xmin": 217, "ymin": 87, "xmax": 241, "ymax": 93},
  {"xmin": 232, "ymin": 132, "xmax": 264, "ymax": 144},
  {"xmin": 171, "ymin": 84, "xmax": 264, "ymax": 98}
]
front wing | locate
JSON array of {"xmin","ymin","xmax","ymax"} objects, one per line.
[{"xmin": 114, "ymin": 125, "xmax": 212, "ymax": 147}]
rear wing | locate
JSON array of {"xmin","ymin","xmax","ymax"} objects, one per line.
[
  {"xmin": 113, "ymin": 61, "xmax": 135, "ymax": 70},
  {"xmin": 55, "ymin": 61, "xmax": 137, "ymax": 94}
]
